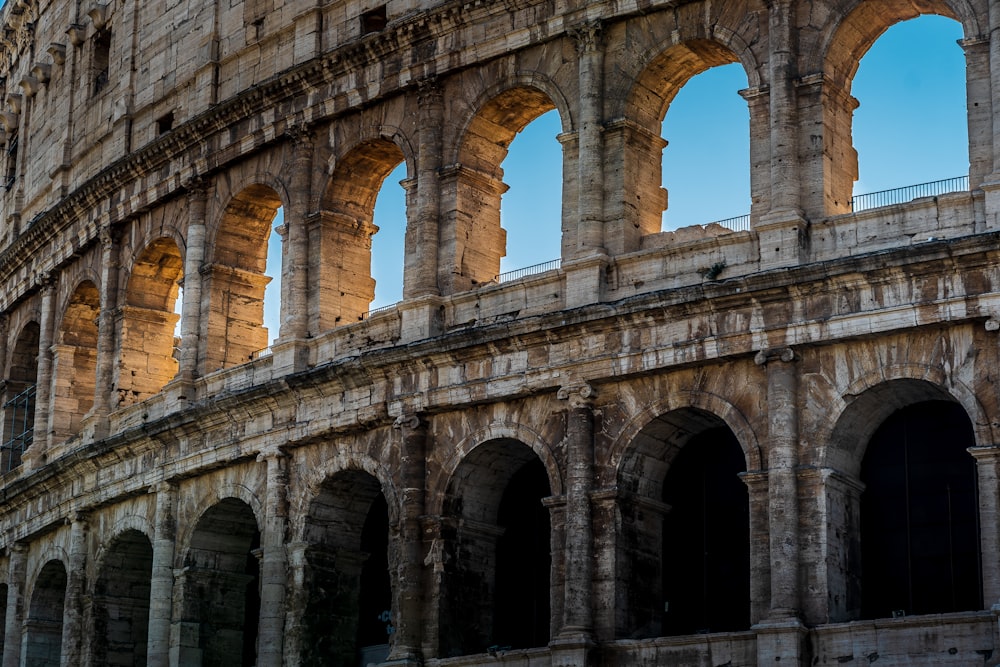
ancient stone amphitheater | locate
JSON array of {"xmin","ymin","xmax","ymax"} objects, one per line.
[{"xmin": 0, "ymin": 0, "xmax": 996, "ymax": 665}]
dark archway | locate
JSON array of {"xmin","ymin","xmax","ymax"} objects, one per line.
[
  {"xmin": 2, "ymin": 321, "xmax": 39, "ymax": 470},
  {"xmin": 661, "ymin": 425, "xmax": 749, "ymax": 635},
  {"xmin": 24, "ymin": 560, "xmax": 67, "ymax": 667},
  {"xmin": 440, "ymin": 439, "xmax": 552, "ymax": 656},
  {"xmin": 301, "ymin": 469, "xmax": 392, "ymax": 667},
  {"xmin": 617, "ymin": 408, "xmax": 752, "ymax": 639},
  {"xmin": 180, "ymin": 498, "xmax": 261, "ymax": 667},
  {"xmin": 92, "ymin": 530, "xmax": 154, "ymax": 666},
  {"xmin": 860, "ymin": 400, "xmax": 981, "ymax": 618}
]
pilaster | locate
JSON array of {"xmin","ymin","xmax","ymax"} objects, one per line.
[
  {"xmin": 147, "ymin": 481, "xmax": 176, "ymax": 667},
  {"xmin": 2, "ymin": 543, "xmax": 26, "ymax": 667},
  {"xmin": 25, "ymin": 273, "xmax": 56, "ymax": 468},
  {"xmin": 257, "ymin": 448, "xmax": 289, "ymax": 666},
  {"xmin": 177, "ymin": 181, "xmax": 208, "ymax": 384},
  {"xmin": 91, "ymin": 228, "xmax": 120, "ymax": 436},
  {"xmin": 61, "ymin": 513, "xmax": 88, "ymax": 667}
]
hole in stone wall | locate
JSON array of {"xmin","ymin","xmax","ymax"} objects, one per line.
[{"xmin": 361, "ymin": 6, "xmax": 388, "ymax": 35}]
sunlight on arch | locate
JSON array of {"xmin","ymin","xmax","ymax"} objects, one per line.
[
  {"xmin": 499, "ymin": 108, "xmax": 562, "ymax": 274},
  {"xmin": 851, "ymin": 15, "xmax": 967, "ymax": 196},
  {"xmin": 661, "ymin": 63, "xmax": 750, "ymax": 231}
]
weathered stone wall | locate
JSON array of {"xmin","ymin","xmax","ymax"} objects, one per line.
[{"xmin": 0, "ymin": 0, "xmax": 998, "ymax": 665}]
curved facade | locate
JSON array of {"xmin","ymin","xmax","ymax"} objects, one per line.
[{"xmin": 0, "ymin": 0, "xmax": 998, "ymax": 665}]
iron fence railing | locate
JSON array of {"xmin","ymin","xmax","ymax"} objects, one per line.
[
  {"xmin": 2, "ymin": 384, "xmax": 34, "ymax": 472},
  {"xmin": 709, "ymin": 214, "xmax": 751, "ymax": 232},
  {"xmin": 495, "ymin": 258, "xmax": 562, "ymax": 284},
  {"xmin": 249, "ymin": 345, "xmax": 272, "ymax": 361},
  {"xmin": 364, "ymin": 302, "xmax": 398, "ymax": 319},
  {"xmin": 850, "ymin": 176, "xmax": 970, "ymax": 212}
]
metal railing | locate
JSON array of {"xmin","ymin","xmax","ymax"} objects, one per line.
[
  {"xmin": 495, "ymin": 258, "xmax": 562, "ymax": 284},
  {"xmin": 249, "ymin": 345, "xmax": 272, "ymax": 361},
  {"xmin": 2, "ymin": 384, "xmax": 35, "ymax": 472},
  {"xmin": 850, "ymin": 176, "xmax": 969, "ymax": 213},
  {"xmin": 708, "ymin": 214, "xmax": 751, "ymax": 232},
  {"xmin": 364, "ymin": 302, "xmax": 398, "ymax": 319}
]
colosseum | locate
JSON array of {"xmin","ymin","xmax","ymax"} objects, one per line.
[{"xmin": 0, "ymin": 0, "xmax": 996, "ymax": 665}]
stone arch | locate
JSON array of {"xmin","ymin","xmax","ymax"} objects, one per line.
[
  {"xmin": 177, "ymin": 482, "xmax": 264, "ymax": 559},
  {"xmin": 298, "ymin": 466, "xmax": 395, "ymax": 667},
  {"xmin": 117, "ymin": 236, "xmax": 183, "ymax": 405},
  {"xmin": 90, "ymin": 528, "xmax": 154, "ymax": 667},
  {"xmin": 620, "ymin": 35, "xmax": 760, "ymax": 241},
  {"xmin": 176, "ymin": 496, "xmax": 261, "ymax": 667},
  {"xmin": 50, "ymin": 280, "xmax": 100, "ymax": 443},
  {"xmin": 824, "ymin": 372, "xmax": 988, "ymax": 478},
  {"xmin": 437, "ymin": 436, "xmax": 554, "ymax": 656},
  {"xmin": 812, "ymin": 0, "xmax": 980, "ymax": 90},
  {"xmin": 612, "ymin": 405, "xmax": 753, "ymax": 639},
  {"xmin": 605, "ymin": 389, "xmax": 762, "ymax": 486},
  {"xmin": 294, "ymin": 453, "xmax": 400, "ymax": 538},
  {"xmin": 815, "ymin": 376, "xmax": 983, "ymax": 623},
  {"xmin": 807, "ymin": 1, "xmax": 978, "ymax": 215},
  {"xmin": 203, "ymin": 183, "xmax": 284, "ymax": 370},
  {"xmin": 95, "ymin": 514, "xmax": 155, "ymax": 567},
  {"xmin": 2, "ymin": 319, "xmax": 39, "ymax": 470},
  {"xmin": 442, "ymin": 82, "xmax": 566, "ymax": 292},
  {"xmin": 313, "ymin": 137, "xmax": 410, "ymax": 328},
  {"xmin": 429, "ymin": 420, "xmax": 563, "ymax": 517},
  {"xmin": 24, "ymin": 558, "xmax": 67, "ymax": 667}
]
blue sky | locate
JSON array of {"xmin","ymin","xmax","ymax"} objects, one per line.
[{"xmin": 259, "ymin": 14, "xmax": 967, "ymax": 342}]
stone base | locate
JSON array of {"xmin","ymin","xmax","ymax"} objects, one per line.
[
  {"xmin": 549, "ymin": 632, "xmax": 596, "ymax": 667},
  {"xmin": 753, "ymin": 616, "xmax": 809, "ymax": 666}
]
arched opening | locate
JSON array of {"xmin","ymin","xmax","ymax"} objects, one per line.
[
  {"xmin": 617, "ymin": 408, "xmax": 751, "ymax": 639},
  {"xmin": 204, "ymin": 185, "xmax": 282, "ymax": 370},
  {"xmin": 179, "ymin": 498, "xmax": 260, "ymax": 666},
  {"xmin": 119, "ymin": 238, "xmax": 183, "ymax": 405},
  {"xmin": 2, "ymin": 321, "xmax": 39, "ymax": 470},
  {"xmin": 300, "ymin": 469, "xmax": 392, "ymax": 667},
  {"xmin": 24, "ymin": 560, "xmax": 67, "ymax": 667},
  {"xmin": 447, "ymin": 87, "xmax": 560, "ymax": 291},
  {"xmin": 498, "ymin": 109, "xmax": 562, "ymax": 276},
  {"xmin": 439, "ymin": 439, "xmax": 552, "ymax": 656},
  {"xmin": 51, "ymin": 281, "xmax": 100, "ymax": 442},
  {"xmin": 661, "ymin": 63, "xmax": 750, "ymax": 231},
  {"xmin": 92, "ymin": 530, "xmax": 153, "ymax": 666},
  {"xmin": 624, "ymin": 39, "xmax": 751, "ymax": 244},
  {"xmin": 661, "ymin": 425, "xmax": 749, "ymax": 634},
  {"xmin": 850, "ymin": 15, "xmax": 968, "ymax": 209},
  {"xmin": 317, "ymin": 140, "xmax": 405, "ymax": 329},
  {"xmin": 820, "ymin": 3, "xmax": 968, "ymax": 215},
  {"xmin": 371, "ymin": 162, "xmax": 407, "ymax": 310},
  {"xmin": 860, "ymin": 400, "xmax": 981, "ymax": 618}
]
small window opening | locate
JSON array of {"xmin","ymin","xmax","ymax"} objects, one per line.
[
  {"xmin": 361, "ymin": 6, "xmax": 387, "ymax": 35},
  {"xmin": 156, "ymin": 111, "xmax": 174, "ymax": 135},
  {"xmin": 93, "ymin": 29, "xmax": 111, "ymax": 95}
]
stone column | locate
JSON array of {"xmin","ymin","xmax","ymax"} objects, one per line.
[
  {"xmin": 256, "ymin": 449, "xmax": 289, "ymax": 666},
  {"xmin": 146, "ymin": 482, "xmax": 176, "ymax": 667},
  {"xmin": 92, "ymin": 229, "xmax": 120, "ymax": 426},
  {"xmin": 765, "ymin": 0, "xmax": 800, "ymax": 217},
  {"xmin": 550, "ymin": 383, "xmax": 596, "ymax": 665},
  {"xmin": 282, "ymin": 541, "xmax": 308, "ymax": 667},
  {"xmin": 570, "ymin": 20, "xmax": 605, "ymax": 258},
  {"xmin": 406, "ymin": 79, "xmax": 443, "ymax": 299},
  {"xmin": 61, "ymin": 513, "xmax": 88, "ymax": 667},
  {"xmin": 989, "ymin": 1, "xmax": 1000, "ymax": 179},
  {"xmin": 389, "ymin": 414, "xmax": 427, "ymax": 663},
  {"xmin": 755, "ymin": 347, "xmax": 800, "ymax": 616},
  {"xmin": 960, "ymin": 37, "xmax": 992, "ymax": 192},
  {"xmin": 177, "ymin": 183, "xmax": 208, "ymax": 382},
  {"xmin": 280, "ymin": 126, "xmax": 313, "ymax": 342},
  {"xmin": 2, "ymin": 543, "xmax": 26, "ymax": 667},
  {"xmin": 753, "ymin": 347, "xmax": 806, "ymax": 663},
  {"xmin": 29, "ymin": 273, "xmax": 57, "ymax": 464},
  {"xmin": 542, "ymin": 496, "xmax": 567, "ymax": 641},
  {"xmin": 970, "ymin": 446, "xmax": 1000, "ymax": 607},
  {"xmin": 740, "ymin": 470, "xmax": 772, "ymax": 625}
]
